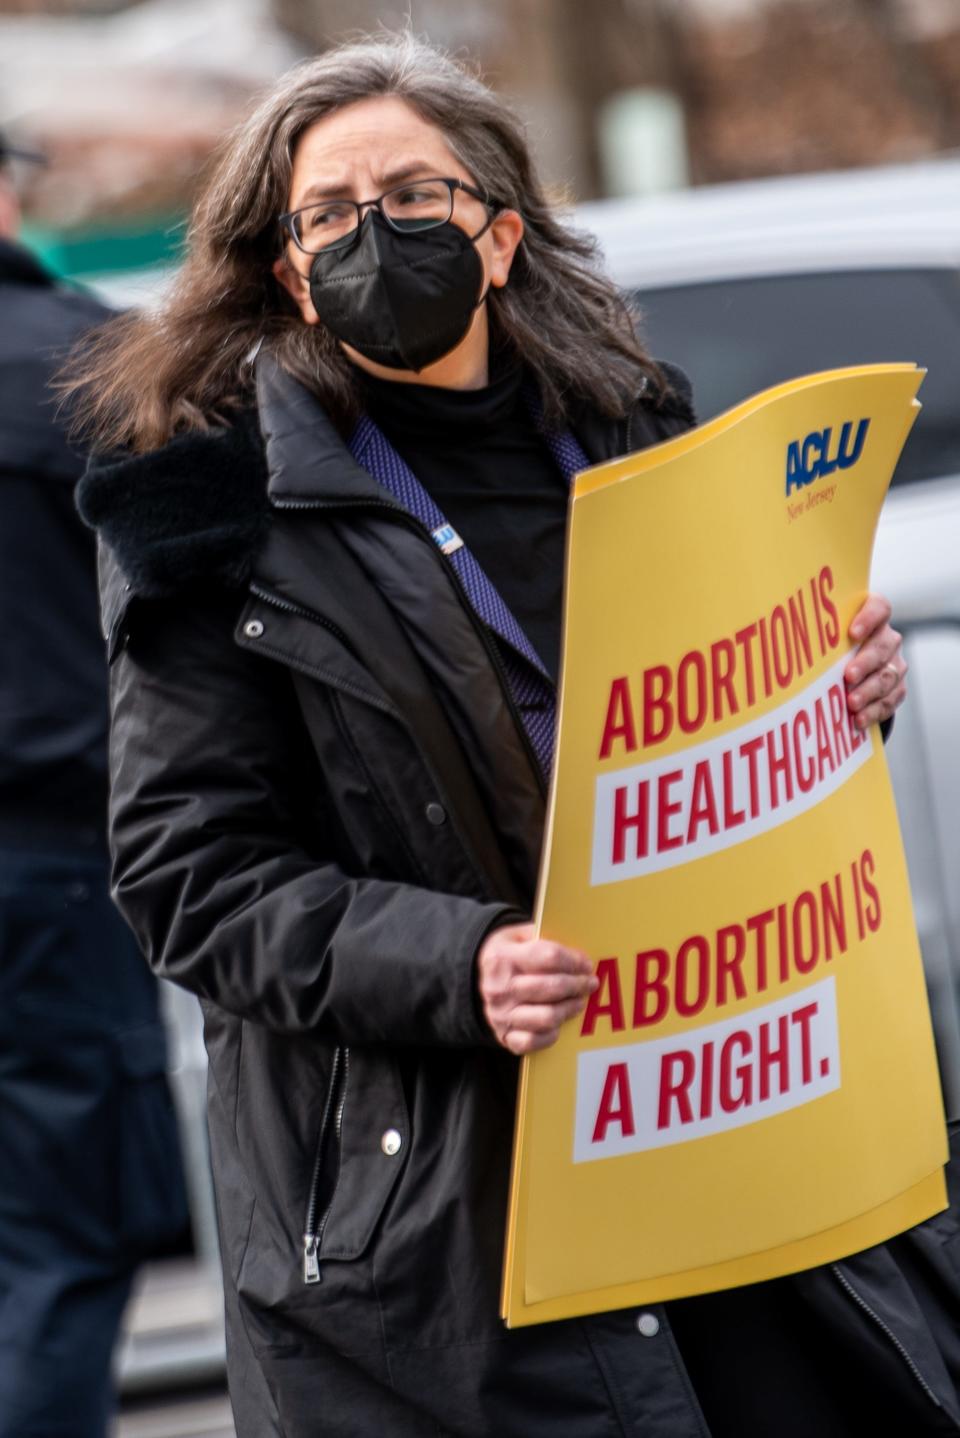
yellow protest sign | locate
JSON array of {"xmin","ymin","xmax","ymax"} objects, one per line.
[{"xmin": 502, "ymin": 364, "xmax": 947, "ymax": 1328}]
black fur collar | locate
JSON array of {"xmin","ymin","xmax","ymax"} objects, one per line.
[
  {"xmin": 76, "ymin": 407, "xmax": 271, "ymax": 597},
  {"xmin": 76, "ymin": 360, "xmax": 694, "ymax": 602}
]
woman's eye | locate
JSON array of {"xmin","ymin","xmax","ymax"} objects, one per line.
[{"xmin": 307, "ymin": 204, "xmax": 352, "ymax": 229}]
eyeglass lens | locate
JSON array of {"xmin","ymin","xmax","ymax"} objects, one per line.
[{"xmin": 293, "ymin": 179, "xmax": 457, "ymax": 252}]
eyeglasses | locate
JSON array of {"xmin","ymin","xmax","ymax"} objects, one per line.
[{"xmin": 279, "ymin": 176, "xmax": 496, "ymax": 255}]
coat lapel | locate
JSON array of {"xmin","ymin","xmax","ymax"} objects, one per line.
[{"xmin": 252, "ymin": 357, "xmax": 547, "ymax": 900}]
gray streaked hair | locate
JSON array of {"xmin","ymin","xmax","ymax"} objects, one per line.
[{"xmin": 63, "ymin": 31, "xmax": 664, "ymax": 453}]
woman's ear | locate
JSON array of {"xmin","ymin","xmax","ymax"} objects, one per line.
[
  {"xmin": 488, "ymin": 209, "xmax": 524, "ymax": 289},
  {"xmin": 271, "ymin": 254, "xmax": 320, "ymax": 326}
]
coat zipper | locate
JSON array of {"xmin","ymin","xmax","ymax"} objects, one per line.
[
  {"xmin": 830, "ymin": 1263, "xmax": 952, "ymax": 1418},
  {"xmin": 302, "ymin": 1046, "xmax": 350, "ymax": 1285},
  {"xmin": 270, "ymin": 494, "xmax": 549, "ymax": 800},
  {"xmin": 270, "ymin": 491, "xmax": 546, "ymax": 1286}
]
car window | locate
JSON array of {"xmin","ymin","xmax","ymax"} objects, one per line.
[{"xmin": 634, "ymin": 269, "xmax": 960, "ymax": 487}]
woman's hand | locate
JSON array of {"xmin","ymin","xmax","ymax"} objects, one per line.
[
  {"xmin": 845, "ymin": 593, "xmax": 907, "ymax": 730},
  {"xmin": 477, "ymin": 922, "xmax": 598, "ymax": 1056}
]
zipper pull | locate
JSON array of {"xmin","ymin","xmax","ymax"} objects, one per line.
[{"xmin": 303, "ymin": 1234, "xmax": 321, "ymax": 1285}]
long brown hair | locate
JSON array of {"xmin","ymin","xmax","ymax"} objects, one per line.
[{"xmin": 63, "ymin": 32, "xmax": 663, "ymax": 454}]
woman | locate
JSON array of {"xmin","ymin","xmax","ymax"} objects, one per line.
[{"xmin": 71, "ymin": 33, "xmax": 945, "ymax": 1438}]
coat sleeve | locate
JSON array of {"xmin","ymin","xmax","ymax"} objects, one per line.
[{"xmin": 106, "ymin": 584, "xmax": 517, "ymax": 1047}]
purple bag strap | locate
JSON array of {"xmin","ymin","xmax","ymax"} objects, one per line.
[{"xmin": 348, "ymin": 402, "xmax": 590, "ymax": 776}]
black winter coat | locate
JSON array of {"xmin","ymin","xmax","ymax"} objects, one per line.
[{"xmin": 79, "ymin": 357, "xmax": 960, "ymax": 1438}]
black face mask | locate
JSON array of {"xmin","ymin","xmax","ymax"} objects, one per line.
[{"xmin": 307, "ymin": 209, "xmax": 489, "ymax": 373}]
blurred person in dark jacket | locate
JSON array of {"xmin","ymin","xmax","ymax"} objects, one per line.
[{"xmin": 0, "ymin": 134, "xmax": 188, "ymax": 1438}]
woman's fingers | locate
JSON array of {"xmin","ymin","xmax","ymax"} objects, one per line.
[
  {"xmin": 502, "ymin": 1027, "xmax": 569, "ymax": 1057},
  {"xmin": 854, "ymin": 676, "xmax": 908, "ymax": 730},
  {"xmin": 511, "ymin": 970, "xmax": 598, "ymax": 1003},
  {"xmin": 504, "ymin": 997, "xmax": 593, "ymax": 1036},
  {"xmin": 518, "ymin": 937, "xmax": 596, "ymax": 975},
  {"xmin": 476, "ymin": 924, "xmax": 598, "ymax": 1054},
  {"xmin": 846, "ymin": 641, "xmax": 907, "ymax": 726},
  {"xmin": 845, "ymin": 624, "xmax": 900, "ymax": 685},
  {"xmin": 847, "ymin": 654, "xmax": 906, "ymax": 710},
  {"xmin": 845, "ymin": 630, "xmax": 900, "ymax": 686},
  {"xmin": 844, "ymin": 595, "xmax": 907, "ymax": 729},
  {"xmin": 848, "ymin": 592, "xmax": 892, "ymax": 645}
]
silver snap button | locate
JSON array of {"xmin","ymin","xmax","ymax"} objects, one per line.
[
  {"xmin": 425, "ymin": 802, "xmax": 446, "ymax": 826},
  {"xmin": 381, "ymin": 1128, "xmax": 402, "ymax": 1157},
  {"xmin": 243, "ymin": 619, "xmax": 264, "ymax": 639},
  {"xmin": 636, "ymin": 1312, "xmax": 660, "ymax": 1338}
]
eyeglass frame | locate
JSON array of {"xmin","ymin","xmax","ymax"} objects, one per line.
[{"xmin": 278, "ymin": 176, "xmax": 500, "ymax": 255}]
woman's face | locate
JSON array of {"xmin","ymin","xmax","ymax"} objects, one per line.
[{"xmin": 272, "ymin": 94, "xmax": 524, "ymax": 387}]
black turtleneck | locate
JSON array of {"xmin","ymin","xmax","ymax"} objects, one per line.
[{"xmin": 358, "ymin": 359, "xmax": 569, "ymax": 681}]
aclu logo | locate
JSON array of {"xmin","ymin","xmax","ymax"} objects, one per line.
[{"xmin": 785, "ymin": 419, "xmax": 870, "ymax": 496}]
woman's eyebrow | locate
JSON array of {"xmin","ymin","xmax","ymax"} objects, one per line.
[
  {"xmin": 295, "ymin": 161, "xmax": 445, "ymax": 208},
  {"xmin": 378, "ymin": 160, "xmax": 442, "ymax": 189}
]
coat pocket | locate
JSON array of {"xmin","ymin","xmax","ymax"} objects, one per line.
[
  {"xmin": 310, "ymin": 1045, "xmax": 409, "ymax": 1266},
  {"xmin": 236, "ymin": 1047, "xmax": 408, "ymax": 1359}
]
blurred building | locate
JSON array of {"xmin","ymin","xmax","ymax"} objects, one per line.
[
  {"xmin": 276, "ymin": 0, "xmax": 960, "ymax": 193},
  {"xmin": 2, "ymin": 0, "xmax": 959, "ymax": 280},
  {"xmin": 0, "ymin": 0, "xmax": 298, "ymax": 279}
]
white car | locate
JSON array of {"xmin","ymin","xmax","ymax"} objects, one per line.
[{"xmin": 580, "ymin": 156, "xmax": 960, "ymax": 1116}]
